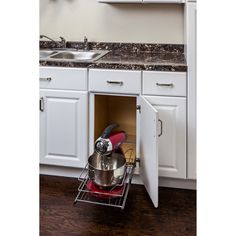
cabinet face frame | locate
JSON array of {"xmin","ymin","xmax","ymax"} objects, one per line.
[
  {"xmin": 40, "ymin": 89, "xmax": 88, "ymax": 168},
  {"xmin": 89, "ymin": 92, "xmax": 140, "ymax": 157},
  {"xmin": 89, "ymin": 92, "xmax": 159, "ymax": 207}
]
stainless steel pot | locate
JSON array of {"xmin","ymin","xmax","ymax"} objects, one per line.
[{"xmin": 88, "ymin": 152, "xmax": 126, "ymax": 188}]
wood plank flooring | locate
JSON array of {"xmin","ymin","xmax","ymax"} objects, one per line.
[{"xmin": 40, "ymin": 175, "xmax": 196, "ymax": 236}]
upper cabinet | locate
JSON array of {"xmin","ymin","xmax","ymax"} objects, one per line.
[
  {"xmin": 98, "ymin": 0, "xmax": 185, "ymax": 3},
  {"xmin": 98, "ymin": 0, "xmax": 142, "ymax": 2},
  {"xmin": 142, "ymin": 0, "xmax": 185, "ymax": 2}
]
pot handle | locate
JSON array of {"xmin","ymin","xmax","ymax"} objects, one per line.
[{"xmin": 101, "ymin": 123, "xmax": 119, "ymax": 139}]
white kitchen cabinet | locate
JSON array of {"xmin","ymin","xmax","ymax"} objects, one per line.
[
  {"xmin": 98, "ymin": 0, "xmax": 184, "ymax": 3},
  {"xmin": 145, "ymin": 96, "xmax": 186, "ymax": 178},
  {"xmin": 40, "ymin": 67, "xmax": 88, "ymax": 168},
  {"xmin": 87, "ymin": 68, "xmax": 188, "ymax": 206},
  {"xmin": 39, "ymin": 65, "xmax": 193, "ymax": 208}
]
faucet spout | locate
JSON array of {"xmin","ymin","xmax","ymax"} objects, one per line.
[
  {"xmin": 59, "ymin": 37, "xmax": 66, "ymax": 48},
  {"xmin": 40, "ymin": 35, "xmax": 66, "ymax": 48}
]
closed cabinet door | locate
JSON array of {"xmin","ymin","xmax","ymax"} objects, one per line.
[
  {"xmin": 145, "ymin": 96, "xmax": 186, "ymax": 179},
  {"xmin": 40, "ymin": 90, "xmax": 88, "ymax": 168}
]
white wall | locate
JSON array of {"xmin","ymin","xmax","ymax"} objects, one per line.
[{"xmin": 40, "ymin": 0, "xmax": 184, "ymax": 44}]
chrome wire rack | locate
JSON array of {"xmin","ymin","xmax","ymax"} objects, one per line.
[{"xmin": 73, "ymin": 163, "xmax": 134, "ymax": 210}]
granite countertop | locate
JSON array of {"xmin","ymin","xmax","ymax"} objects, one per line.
[{"xmin": 40, "ymin": 41, "xmax": 187, "ymax": 72}]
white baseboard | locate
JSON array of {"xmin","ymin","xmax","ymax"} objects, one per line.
[
  {"xmin": 159, "ymin": 177, "xmax": 196, "ymax": 190},
  {"xmin": 40, "ymin": 164, "xmax": 196, "ymax": 190},
  {"xmin": 128, "ymin": 175, "xmax": 196, "ymax": 190},
  {"xmin": 40, "ymin": 164, "xmax": 82, "ymax": 178}
]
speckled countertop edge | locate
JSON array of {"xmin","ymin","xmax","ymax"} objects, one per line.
[{"xmin": 40, "ymin": 41, "xmax": 187, "ymax": 72}]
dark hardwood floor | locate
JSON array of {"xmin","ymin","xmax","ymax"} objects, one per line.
[{"xmin": 40, "ymin": 175, "xmax": 196, "ymax": 236}]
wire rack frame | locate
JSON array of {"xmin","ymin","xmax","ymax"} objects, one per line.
[{"xmin": 73, "ymin": 163, "xmax": 134, "ymax": 210}]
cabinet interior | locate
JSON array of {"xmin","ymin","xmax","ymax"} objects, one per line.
[{"xmin": 94, "ymin": 95, "xmax": 136, "ymax": 162}]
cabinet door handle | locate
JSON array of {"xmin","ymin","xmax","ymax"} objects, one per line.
[
  {"xmin": 40, "ymin": 77, "xmax": 52, "ymax": 82},
  {"xmin": 106, "ymin": 80, "xmax": 123, "ymax": 86},
  {"xmin": 156, "ymin": 82, "xmax": 173, "ymax": 87},
  {"xmin": 158, "ymin": 119, "xmax": 163, "ymax": 137},
  {"xmin": 39, "ymin": 97, "xmax": 44, "ymax": 112}
]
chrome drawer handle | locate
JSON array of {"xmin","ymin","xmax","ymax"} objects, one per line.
[
  {"xmin": 156, "ymin": 82, "xmax": 174, "ymax": 87},
  {"xmin": 39, "ymin": 97, "xmax": 44, "ymax": 112},
  {"xmin": 40, "ymin": 77, "xmax": 52, "ymax": 82},
  {"xmin": 106, "ymin": 80, "xmax": 123, "ymax": 86},
  {"xmin": 158, "ymin": 119, "xmax": 163, "ymax": 137}
]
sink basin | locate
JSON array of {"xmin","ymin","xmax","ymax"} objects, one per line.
[
  {"xmin": 40, "ymin": 50, "xmax": 58, "ymax": 59},
  {"xmin": 48, "ymin": 50, "xmax": 109, "ymax": 62},
  {"xmin": 50, "ymin": 51, "xmax": 99, "ymax": 60}
]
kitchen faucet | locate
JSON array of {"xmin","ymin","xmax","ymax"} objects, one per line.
[
  {"xmin": 40, "ymin": 35, "xmax": 66, "ymax": 48},
  {"xmin": 83, "ymin": 36, "xmax": 89, "ymax": 50}
]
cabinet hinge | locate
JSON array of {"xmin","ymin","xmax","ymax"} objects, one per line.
[{"xmin": 136, "ymin": 105, "xmax": 141, "ymax": 113}]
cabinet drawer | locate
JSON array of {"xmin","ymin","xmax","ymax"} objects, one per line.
[
  {"xmin": 89, "ymin": 69, "xmax": 141, "ymax": 94},
  {"xmin": 39, "ymin": 67, "xmax": 87, "ymax": 90},
  {"xmin": 142, "ymin": 71, "xmax": 186, "ymax": 97}
]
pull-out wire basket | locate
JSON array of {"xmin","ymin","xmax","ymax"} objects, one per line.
[
  {"xmin": 73, "ymin": 163, "xmax": 134, "ymax": 210},
  {"xmin": 74, "ymin": 148, "xmax": 135, "ymax": 210}
]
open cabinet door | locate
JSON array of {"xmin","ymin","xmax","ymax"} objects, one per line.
[{"xmin": 139, "ymin": 96, "xmax": 159, "ymax": 208}]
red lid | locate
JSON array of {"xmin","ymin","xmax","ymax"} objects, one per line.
[{"xmin": 86, "ymin": 180, "xmax": 124, "ymax": 199}]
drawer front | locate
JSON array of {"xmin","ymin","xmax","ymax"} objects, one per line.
[
  {"xmin": 89, "ymin": 69, "xmax": 141, "ymax": 94},
  {"xmin": 142, "ymin": 71, "xmax": 186, "ymax": 97},
  {"xmin": 40, "ymin": 67, "xmax": 87, "ymax": 90}
]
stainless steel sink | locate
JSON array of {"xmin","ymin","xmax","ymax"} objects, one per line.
[
  {"xmin": 40, "ymin": 50, "xmax": 58, "ymax": 59},
  {"xmin": 40, "ymin": 49, "xmax": 109, "ymax": 62}
]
